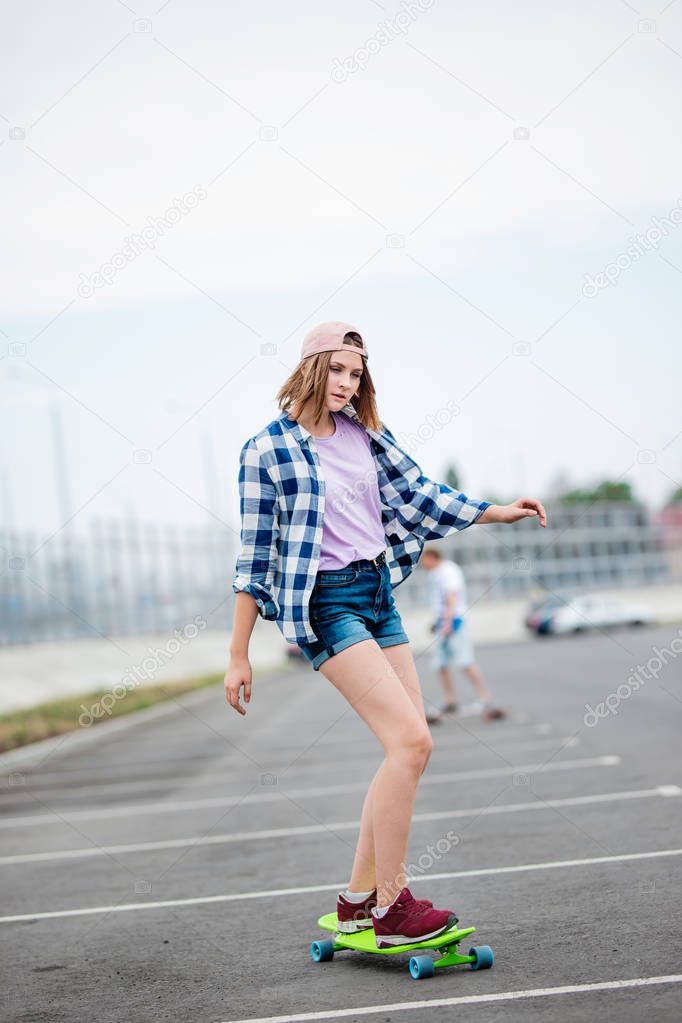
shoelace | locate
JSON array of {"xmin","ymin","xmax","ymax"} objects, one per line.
[
  {"xmin": 395, "ymin": 894, "xmax": 432, "ymax": 918},
  {"xmin": 366, "ymin": 892, "xmax": 434, "ymax": 916},
  {"xmin": 414, "ymin": 898, "xmax": 433, "ymax": 910}
]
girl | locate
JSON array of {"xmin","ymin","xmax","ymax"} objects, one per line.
[{"xmin": 225, "ymin": 321, "xmax": 547, "ymax": 948}]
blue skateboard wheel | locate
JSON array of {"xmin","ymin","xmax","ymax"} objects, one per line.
[
  {"xmin": 310, "ymin": 939, "xmax": 335, "ymax": 962},
  {"xmin": 469, "ymin": 944, "xmax": 494, "ymax": 970},
  {"xmin": 409, "ymin": 954, "xmax": 435, "ymax": 979}
]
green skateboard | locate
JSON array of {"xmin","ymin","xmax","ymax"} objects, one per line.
[{"xmin": 311, "ymin": 912, "xmax": 494, "ymax": 980}]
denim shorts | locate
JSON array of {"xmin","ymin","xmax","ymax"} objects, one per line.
[{"xmin": 298, "ymin": 554, "xmax": 410, "ymax": 671}]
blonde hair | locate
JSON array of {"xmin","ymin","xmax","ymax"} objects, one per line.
[{"xmin": 276, "ymin": 331, "xmax": 383, "ymax": 432}]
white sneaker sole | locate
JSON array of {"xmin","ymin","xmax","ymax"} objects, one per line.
[
  {"xmin": 375, "ymin": 921, "xmax": 453, "ymax": 948},
  {"xmin": 337, "ymin": 916, "xmax": 372, "ymax": 933}
]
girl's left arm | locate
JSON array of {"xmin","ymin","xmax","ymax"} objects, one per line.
[{"xmin": 374, "ymin": 422, "xmax": 547, "ymax": 534}]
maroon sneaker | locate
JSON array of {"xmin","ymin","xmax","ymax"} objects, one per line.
[
  {"xmin": 372, "ymin": 887, "xmax": 458, "ymax": 948},
  {"xmin": 336, "ymin": 888, "xmax": 378, "ymax": 933}
]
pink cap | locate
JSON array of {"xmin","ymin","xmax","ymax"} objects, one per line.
[{"xmin": 300, "ymin": 321, "xmax": 369, "ymax": 362}]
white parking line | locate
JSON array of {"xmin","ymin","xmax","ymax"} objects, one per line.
[
  {"xmin": 0, "ymin": 786, "xmax": 678, "ymax": 866},
  {"xmin": 0, "ymin": 701, "xmax": 556, "ymax": 773},
  {"xmin": 1, "ymin": 846, "xmax": 679, "ymax": 923},
  {"xmin": 0, "ymin": 755, "xmax": 620, "ymax": 830},
  {"xmin": 0, "ymin": 735, "xmax": 579, "ymax": 803},
  {"xmin": 217, "ymin": 975, "xmax": 682, "ymax": 1023},
  {"xmin": 265, "ymin": 734, "xmax": 582, "ymax": 780}
]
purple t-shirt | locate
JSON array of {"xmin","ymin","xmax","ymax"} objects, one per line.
[{"xmin": 314, "ymin": 411, "xmax": 386, "ymax": 571}]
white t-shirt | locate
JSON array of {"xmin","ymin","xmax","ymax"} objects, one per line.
[{"xmin": 430, "ymin": 560, "xmax": 468, "ymax": 620}]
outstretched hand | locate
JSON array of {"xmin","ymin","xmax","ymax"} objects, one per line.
[{"xmin": 492, "ymin": 498, "xmax": 547, "ymax": 527}]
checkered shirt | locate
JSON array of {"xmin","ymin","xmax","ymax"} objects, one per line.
[{"xmin": 232, "ymin": 404, "xmax": 491, "ymax": 644}]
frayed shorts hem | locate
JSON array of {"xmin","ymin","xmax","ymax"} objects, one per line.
[{"xmin": 300, "ymin": 629, "xmax": 409, "ymax": 671}]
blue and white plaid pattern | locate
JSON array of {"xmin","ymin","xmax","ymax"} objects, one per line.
[{"xmin": 233, "ymin": 405, "xmax": 491, "ymax": 644}]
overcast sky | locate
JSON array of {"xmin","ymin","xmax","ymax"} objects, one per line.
[{"xmin": 2, "ymin": 0, "xmax": 681, "ymax": 542}]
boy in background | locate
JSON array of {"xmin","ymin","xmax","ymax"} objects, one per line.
[{"xmin": 421, "ymin": 545, "xmax": 506, "ymax": 724}]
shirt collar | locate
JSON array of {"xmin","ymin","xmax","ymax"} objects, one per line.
[{"xmin": 280, "ymin": 403, "xmax": 360, "ymax": 444}]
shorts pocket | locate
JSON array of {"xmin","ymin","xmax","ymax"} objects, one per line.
[{"xmin": 315, "ymin": 567, "xmax": 358, "ymax": 587}]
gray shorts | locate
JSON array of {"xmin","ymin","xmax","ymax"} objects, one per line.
[{"xmin": 431, "ymin": 618, "xmax": 474, "ymax": 670}]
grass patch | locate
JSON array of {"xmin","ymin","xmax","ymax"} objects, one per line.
[{"xmin": 0, "ymin": 672, "xmax": 225, "ymax": 754}]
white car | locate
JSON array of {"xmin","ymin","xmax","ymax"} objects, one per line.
[{"xmin": 527, "ymin": 593, "xmax": 654, "ymax": 635}]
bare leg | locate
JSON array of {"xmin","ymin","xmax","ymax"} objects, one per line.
[
  {"xmin": 346, "ymin": 771, "xmax": 378, "ymax": 892},
  {"xmin": 346, "ymin": 643, "xmax": 431, "ymax": 895},
  {"xmin": 318, "ymin": 639, "xmax": 433, "ymax": 907},
  {"xmin": 462, "ymin": 662, "xmax": 492, "ymax": 703},
  {"xmin": 438, "ymin": 664, "xmax": 457, "ymax": 707}
]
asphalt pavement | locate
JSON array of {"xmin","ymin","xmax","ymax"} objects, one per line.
[{"xmin": 1, "ymin": 623, "xmax": 681, "ymax": 1022}]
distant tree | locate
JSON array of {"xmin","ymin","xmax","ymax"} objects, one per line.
[
  {"xmin": 561, "ymin": 480, "xmax": 635, "ymax": 503},
  {"xmin": 666, "ymin": 485, "xmax": 682, "ymax": 505},
  {"xmin": 445, "ymin": 464, "xmax": 460, "ymax": 491},
  {"xmin": 560, "ymin": 488, "xmax": 593, "ymax": 503}
]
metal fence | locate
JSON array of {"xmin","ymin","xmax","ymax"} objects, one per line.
[
  {"xmin": 0, "ymin": 518, "xmax": 236, "ymax": 646},
  {"xmin": 0, "ymin": 502, "xmax": 680, "ymax": 646}
]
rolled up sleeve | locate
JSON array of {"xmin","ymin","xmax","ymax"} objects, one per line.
[
  {"xmin": 376, "ymin": 424, "xmax": 490, "ymax": 538},
  {"xmin": 411, "ymin": 475, "xmax": 491, "ymax": 538},
  {"xmin": 232, "ymin": 438, "xmax": 280, "ymax": 621}
]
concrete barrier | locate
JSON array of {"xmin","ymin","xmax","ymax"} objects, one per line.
[{"xmin": 1, "ymin": 584, "xmax": 681, "ymax": 714}]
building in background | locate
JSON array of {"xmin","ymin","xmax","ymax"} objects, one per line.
[
  {"xmin": 403, "ymin": 500, "xmax": 673, "ymax": 610},
  {"xmin": 0, "ymin": 501, "xmax": 679, "ymax": 646}
]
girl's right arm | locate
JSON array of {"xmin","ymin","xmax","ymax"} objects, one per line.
[
  {"xmin": 224, "ymin": 592, "xmax": 259, "ymax": 715},
  {"xmin": 225, "ymin": 437, "xmax": 281, "ymax": 715}
]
